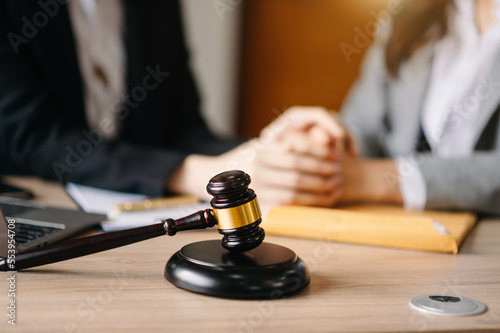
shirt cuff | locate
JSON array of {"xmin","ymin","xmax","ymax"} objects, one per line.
[{"xmin": 395, "ymin": 157, "xmax": 427, "ymax": 210}]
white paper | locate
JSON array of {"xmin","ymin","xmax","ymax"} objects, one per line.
[
  {"xmin": 65, "ymin": 183, "xmax": 210, "ymax": 232},
  {"xmin": 65, "ymin": 182, "xmax": 147, "ymax": 214}
]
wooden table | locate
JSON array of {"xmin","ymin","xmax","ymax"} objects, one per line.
[{"xmin": 1, "ymin": 177, "xmax": 499, "ymax": 333}]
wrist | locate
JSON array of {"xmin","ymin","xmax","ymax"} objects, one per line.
[
  {"xmin": 363, "ymin": 159, "xmax": 403, "ymax": 204},
  {"xmin": 165, "ymin": 154, "xmax": 215, "ymax": 200},
  {"xmin": 340, "ymin": 158, "xmax": 403, "ymax": 205},
  {"xmin": 165, "ymin": 141, "xmax": 256, "ymax": 200}
]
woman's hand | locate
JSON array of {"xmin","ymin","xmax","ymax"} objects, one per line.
[
  {"xmin": 267, "ymin": 106, "xmax": 359, "ymax": 157},
  {"xmin": 248, "ymin": 106, "xmax": 359, "ymax": 207},
  {"xmin": 250, "ymin": 132, "xmax": 343, "ymax": 207}
]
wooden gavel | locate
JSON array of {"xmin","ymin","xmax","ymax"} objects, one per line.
[{"xmin": 0, "ymin": 170, "xmax": 265, "ymax": 271}]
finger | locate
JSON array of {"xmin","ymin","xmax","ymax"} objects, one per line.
[
  {"xmin": 258, "ymin": 148, "xmax": 342, "ymax": 176},
  {"xmin": 333, "ymin": 117, "xmax": 360, "ymax": 156},
  {"xmin": 257, "ymin": 186, "xmax": 343, "ymax": 207},
  {"xmin": 280, "ymin": 130, "xmax": 334, "ymax": 159},
  {"xmin": 264, "ymin": 106, "xmax": 346, "ymax": 142},
  {"xmin": 346, "ymin": 134, "xmax": 360, "ymax": 156},
  {"xmin": 284, "ymin": 106, "xmax": 347, "ymax": 139},
  {"xmin": 254, "ymin": 166, "xmax": 342, "ymax": 193},
  {"xmin": 309, "ymin": 125, "xmax": 332, "ymax": 146},
  {"xmin": 309, "ymin": 123, "xmax": 360, "ymax": 158},
  {"xmin": 308, "ymin": 125, "xmax": 344, "ymax": 160}
]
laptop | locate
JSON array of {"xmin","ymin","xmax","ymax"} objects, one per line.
[{"xmin": 0, "ymin": 198, "xmax": 106, "ymax": 257}]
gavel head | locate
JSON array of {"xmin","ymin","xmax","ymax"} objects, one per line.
[{"xmin": 207, "ymin": 170, "xmax": 265, "ymax": 252}]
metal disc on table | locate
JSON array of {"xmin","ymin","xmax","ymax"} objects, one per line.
[{"xmin": 410, "ymin": 294, "xmax": 486, "ymax": 317}]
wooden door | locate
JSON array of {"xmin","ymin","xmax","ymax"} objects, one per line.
[{"xmin": 237, "ymin": 0, "xmax": 390, "ymax": 137}]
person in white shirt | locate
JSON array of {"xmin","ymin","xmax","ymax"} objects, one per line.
[{"xmin": 279, "ymin": 0, "xmax": 500, "ymax": 214}]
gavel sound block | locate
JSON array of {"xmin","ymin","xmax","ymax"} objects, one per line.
[
  {"xmin": 164, "ymin": 170, "xmax": 310, "ymax": 299},
  {"xmin": 0, "ymin": 170, "xmax": 310, "ymax": 299}
]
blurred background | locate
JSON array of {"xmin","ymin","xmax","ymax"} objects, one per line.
[{"xmin": 182, "ymin": 0, "xmax": 389, "ymax": 139}]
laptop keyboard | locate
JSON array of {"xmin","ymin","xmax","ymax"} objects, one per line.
[{"xmin": 13, "ymin": 223, "xmax": 59, "ymax": 245}]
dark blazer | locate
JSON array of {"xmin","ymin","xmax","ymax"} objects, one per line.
[{"xmin": 0, "ymin": 0, "xmax": 239, "ymax": 196}]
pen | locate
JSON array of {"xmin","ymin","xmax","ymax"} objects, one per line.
[{"xmin": 114, "ymin": 196, "xmax": 200, "ymax": 213}]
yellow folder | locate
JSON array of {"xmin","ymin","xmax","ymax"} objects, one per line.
[{"xmin": 262, "ymin": 205, "xmax": 477, "ymax": 254}]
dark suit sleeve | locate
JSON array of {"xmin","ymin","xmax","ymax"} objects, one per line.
[{"xmin": 0, "ymin": 2, "xmax": 239, "ymax": 196}]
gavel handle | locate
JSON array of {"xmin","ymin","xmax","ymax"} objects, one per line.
[{"xmin": 0, "ymin": 209, "xmax": 216, "ymax": 271}]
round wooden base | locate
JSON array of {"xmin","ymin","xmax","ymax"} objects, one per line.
[{"xmin": 165, "ymin": 240, "xmax": 310, "ymax": 299}]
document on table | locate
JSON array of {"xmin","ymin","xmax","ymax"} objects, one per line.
[
  {"xmin": 65, "ymin": 183, "xmax": 210, "ymax": 232},
  {"xmin": 263, "ymin": 204, "xmax": 477, "ymax": 254}
]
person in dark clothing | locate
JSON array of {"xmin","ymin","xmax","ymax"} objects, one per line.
[{"xmin": 0, "ymin": 0, "xmax": 343, "ymax": 205}]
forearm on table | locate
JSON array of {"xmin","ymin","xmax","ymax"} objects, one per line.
[
  {"xmin": 166, "ymin": 140, "xmax": 256, "ymax": 200},
  {"xmin": 340, "ymin": 158, "xmax": 403, "ymax": 205}
]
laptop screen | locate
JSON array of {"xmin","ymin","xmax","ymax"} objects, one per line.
[
  {"xmin": 0, "ymin": 207, "xmax": 18, "ymax": 258},
  {"xmin": 0, "ymin": 200, "xmax": 106, "ymax": 253}
]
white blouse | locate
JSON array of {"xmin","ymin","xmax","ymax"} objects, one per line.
[{"xmin": 398, "ymin": 0, "xmax": 500, "ymax": 209}]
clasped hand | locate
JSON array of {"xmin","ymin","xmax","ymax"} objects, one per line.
[
  {"xmin": 248, "ymin": 106, "xmax": 358, "ymax": 207},
  {"xmin": 167, "ymin": 106, "xmax": 401, "ymax": 207}
]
